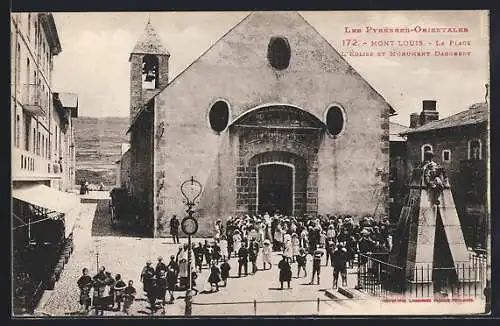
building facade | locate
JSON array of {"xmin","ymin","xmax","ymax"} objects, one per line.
[
  {"xmin": 11, "ymin": 13, "xmax": 79, "ymax": 314},
  {"xmin": 389, "ymin": 122, "xmax": 409, "ymax": 223},
  {"xmin": 401, "ymin": 100, "xmax": 489, "ymax": 248},
  {"xmin": 126, "ymin": 12, "xmax": 395, "ymax": 237},
  {"xmin": 11, "ymin": 13, "xmax": 78, "ymax": 191},
  {"xmin": 115, "ymin": 143, "xmax": 131, "ymax": 188}
]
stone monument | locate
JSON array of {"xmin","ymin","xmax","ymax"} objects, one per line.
[{"xmin": 389, "ymin": 150, "xmax": 470, "ymax": 295}]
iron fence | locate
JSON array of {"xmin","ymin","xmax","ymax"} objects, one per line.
[{"xmin": 356, "ymin": 252, "xmax": 487, "ymax": 299}]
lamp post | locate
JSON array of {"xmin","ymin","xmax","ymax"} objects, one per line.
[{"xmin": 180, "ymin": 176, "xmax": 202, "ymax": 317}]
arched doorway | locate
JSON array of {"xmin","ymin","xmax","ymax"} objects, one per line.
[
  {"xmin": 257, "ymin": 163, "xmax": 294, "ymax": 216},
  {"xmin": 230, "ymin": 104, "xmax": 325, "ymax": 217}
]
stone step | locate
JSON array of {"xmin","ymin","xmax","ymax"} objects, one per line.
[
  {"xmin": 339, "ymin": 287, "xmax": 372, "ymax": 300},
  {"xmin": 324, "ymin": 289, "xmax": 361, "ymax": 311}
]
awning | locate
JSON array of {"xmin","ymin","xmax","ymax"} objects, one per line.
[{"xmin": 12, "ymin": 184, "xmax": 81, "ymax": 237}]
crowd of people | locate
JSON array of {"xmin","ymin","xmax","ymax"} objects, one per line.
[
  {"xmin": 76, "ymin": 267, "xmax": 137, "ymax": 315},
  {"xmin": 77, "ymin": 212, "xmax": 393, "ymax": 315}
]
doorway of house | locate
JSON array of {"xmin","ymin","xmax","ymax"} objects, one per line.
[{"xmin": 258, "ymin": 164, "xmax": 293, "ymax": 216}]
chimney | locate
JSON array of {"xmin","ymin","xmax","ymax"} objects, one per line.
[
  {"xmin": 409, "ymin": 113, "xmax": 420, "ymax": 128},
  {"xmin": 419, "ymin": 100, "xmax": 439, "ymax": 126}
]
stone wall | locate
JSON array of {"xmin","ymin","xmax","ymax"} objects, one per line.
[
  {"xmin": 129, "ymin": 109, "xmax": 154, "ymax": 232},
  {"xmin": 405, "ymin": 123, "xmax": 488, "ymax": 246},
  {"xmin": 148, "ymin": 12, "xmax": 390, "ymax": 237}
]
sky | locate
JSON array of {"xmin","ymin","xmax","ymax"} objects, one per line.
[{"xmin": 51, "ymin": 11, "xmax": 489, "ymax": 126}]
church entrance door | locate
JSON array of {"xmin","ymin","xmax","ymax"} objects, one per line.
[{"xmin": 257, "ymin": 163, "xmax": 293, "ymax": 216}]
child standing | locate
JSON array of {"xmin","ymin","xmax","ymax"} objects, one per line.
[
  {"xmin": 283, "ymin": 233, "xmax": 292, "ymax": 263},
  {"xmin": 233, "ymin": 230, "xmax": 242, "ymax": 258},
  {"xmin": 212, "ymin": 241, "xmax": 221, "ymax": 264},
  {"xmin": 111, "ymin": 274, "xmax": 126, "ymax": 311},
  {"xmin": 122, "ymin": 280, "xmax": 136, "ymax": 315},
  {"xmin": 219, "ymin": 236, "xmax": 229, "ymax": 261},
  {"xmin": 220, "ymin": 258, "xmax": 231, "ymax": 287},
  {"xmin": 262, "ymin": 239, "xmax": 272, "ymax": 270},
  {"xmin": 296, "ymin": 248, "xmax": 308, "ymax": 278},
  {"xmin": 208, "ymin": 261, "xmax": 222, "ymax": 292},
  {"xmin": 291, "ymin": 233, "xmax": 300, "ymax": 263}
]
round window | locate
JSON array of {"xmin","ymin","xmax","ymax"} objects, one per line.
[
  {"xmin": 209, "ymin": 101, "xmax": 230, "ymax": 133},
  {"xmin": 325, "ymin": 106, "xmax": 345, "ymax": 136},
  {"xmin": 267, "ymin": 37, "xmax": 291, "ymax": 70}
]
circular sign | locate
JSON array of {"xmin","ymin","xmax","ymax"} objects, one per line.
[{"xmin": 181, "ymin": 216, "xmax": 198, "ymax": 235}]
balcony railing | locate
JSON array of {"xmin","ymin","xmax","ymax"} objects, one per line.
[
  {"xmin": 21, "ymin": 83, "xmax": 48, "ymax": 117},
  {"xmin": 12, "ymin": 148, "xmax": 62, "ymax": 180}
]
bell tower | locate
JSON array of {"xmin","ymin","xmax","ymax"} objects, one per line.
[{"xmin": 129, "ymin": 20, "xmax": 170, "ymax": 124}]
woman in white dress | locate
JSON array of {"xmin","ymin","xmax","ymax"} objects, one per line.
[
  {"xmin": 214, "ymin": 220, "xmax": 221, "ymax": 239},
  {"xmin": 300, "ymin": 228, "xmax": 309, "ymax": 250},
  {"xmin": 262, "ymin": 239, "xmax": 272, "ymax": 270},
  {"xmin": 291, "ymin": 233, "xmax": 300, "ymax": 263},
  {"xmin": 241, "ymin": 225, "xmax": 248, "ymax": 241},
  {"xmin": 219, "ymin": 235, "xmax": 229, "ymax": 260},
  {"xmin": 258, "ymin": 222, "xmax": 266, "ymax": 247},
  {"xmin": 274, "ymin": 224, "xmax": 284, "ymax": 251},
  {"xmin": 233, "ymin": 230, "xmax": 242, "ymax": 258},
  {"xmin": 283, "ymin": 233, "xmax": 292, "ymax": 262}
]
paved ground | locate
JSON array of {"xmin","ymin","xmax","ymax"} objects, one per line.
[{"xmin": 35, "ymin": 195, "xmax": 486, "ymax": 317}]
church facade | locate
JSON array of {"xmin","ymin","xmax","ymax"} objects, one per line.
[{"xmin": 125, "ymin": 12, "xmax": 395, "ymax": 237}]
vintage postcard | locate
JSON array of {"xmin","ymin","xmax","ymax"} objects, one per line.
[{"xmin": 11, "ymin": 10, "xmax": 490, "ymax": 317}]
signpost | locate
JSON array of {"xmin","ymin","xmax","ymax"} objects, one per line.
[{"xmin": 180, "ymin": 176, "xmax": 202, "ymax": 317}]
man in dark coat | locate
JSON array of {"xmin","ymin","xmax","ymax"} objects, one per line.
[
  {"xmin": 92, "ymin": 266, "xmax": 107, "ymax": 316},
  {"xmin": 166, "ymin": 265, "xmax": 177, "ymax": 303},
  {"xmin": 238, "ymin": 242, "xmax": 249, "ymax": 277},
  {"xmin": 156, "ymin": 270, "xmax": 168, "ymax": 314},
  {"xmin": 309, "ymin": 249, "xmax": 324, "ymax": 285},
  {"xmin": 170, "ymin": 215, "xmax": 180, "ymax": 244},
  {"xmin": 111, "ymin": 274, "xmax": 126, "ymax": 311},
  {"xmin": 278, "ymin": 255, "xmax": 292, "ymax": 289},
  {"xmin": 193, "ymin": 243, "xmax": 204, "ymax": 272},
  {"xmin": 140, "ymin": 261, "xmax": 155, "ymax": 296},
  {"xmin": 77, "ymin": 268, "xmax": 93, "ymax": 313},
  {"xmin": 122, "ymin": 280, "xmax": 136, "ymax": 315},
  {"xmin": 155, "ymin": 256, "xmax": 168, "ymax": 276},
  {"xmin": 332, "ymin": 243, "xmax": 348, "ymax": 289},
  {"xmin": 167, "ymin": 255, "xmax": 179, "ymax": 275},
  {"xmin": 248, "ymin": 239, "xmax": 259, "ymax": 274},
  {"xmin": 203, "ymin": 240, "xmax": 213, "ymax": 266}
]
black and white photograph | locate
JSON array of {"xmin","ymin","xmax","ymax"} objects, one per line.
[{"xmin": 10, "ymin": 10, "xmax": 490, "ymax": 317}]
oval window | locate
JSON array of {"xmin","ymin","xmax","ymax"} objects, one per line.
[
  {"xmin": 209, "ymin": 101, "xmax": 230, "ymax": 133},
  {"xmin": 326, "ymin": 106, "xmax": 345, "ymax": 136},
  {"xmin": 267, "ymin": 37, "xmax": 291, "ymax": 70}
]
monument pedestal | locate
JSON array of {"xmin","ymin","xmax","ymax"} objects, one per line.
[{"xmin": 389, "ymin": 167, "xmax": 470, "ymax": 296}]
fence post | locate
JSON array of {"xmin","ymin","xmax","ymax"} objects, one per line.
[
  {"xmin": 253, "ymin": 299, "xmax": 257, "ymax": 316},
  {"xmin": 317, "ymin": 297, "xmax": 320, "ymax": 314}
]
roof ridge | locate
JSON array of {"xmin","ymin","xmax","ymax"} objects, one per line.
[
  {"xmin": 402, "ymin": 102, "xmax": 488, "ymax": 134},
  {"xmin": 296, "ymin": 11, "xmax": 396, "ymax": 116},
  {"xmin": 130, "ymin": 21, "xmax": 170, "ymax": 58},
  {"xmin": 389, "ymin": 121, "xmax": 409, "ymax": 128}
]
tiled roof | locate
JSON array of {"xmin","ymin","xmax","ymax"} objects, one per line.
[
  {"xmin": 402, "ymin": 102, "xmax": 488, "ymax": 135},
  {"xmin": 389, "ymin": 122, "xmax": 409, "ymax": 142},
  {"xmin": 58, "ymin": 92, "xmax": 78, "ymax": 108},
  {"xmin": 131, "ymin": 22, "xmax": 169, "ymax": 56}
]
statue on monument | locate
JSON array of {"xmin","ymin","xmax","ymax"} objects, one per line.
[{"xmin": 421, "ymin": 150, "xmax": 448, "ymax": 206}]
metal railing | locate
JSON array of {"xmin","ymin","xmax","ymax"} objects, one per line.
[
  {"xmin": 357, "ymin": 252, "xmax": 487, "ymax": 299},
  {"xmin": 191, "ymin": 297, "xmax": 367, "ymax": 315},
  {"xmin": 21, "ymin": 83, "xmax": 48, "ymax": 116}
]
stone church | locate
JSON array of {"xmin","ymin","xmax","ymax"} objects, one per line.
[{"xmin": 125, "ymin": 11, "xmax": 395, "ymax": 237}]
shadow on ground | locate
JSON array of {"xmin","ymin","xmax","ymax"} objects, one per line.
[{"xmin": 91, "ymin": 199, "xmax": 151, "ymax": 238}]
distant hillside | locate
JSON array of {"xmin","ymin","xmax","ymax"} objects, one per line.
[{"xmin": 74, "ymin": 116, "xmax": 129, "ymax": 186}]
